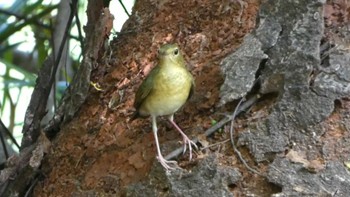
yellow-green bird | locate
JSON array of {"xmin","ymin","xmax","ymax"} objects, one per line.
[{"xmin": 133, "ymin": 43, "xmax": 197, "ymax": 170}]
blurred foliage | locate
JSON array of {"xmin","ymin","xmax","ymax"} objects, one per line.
[{"xmin": 0, "ymin": 0, "xmax": 83, "ymax": 138}]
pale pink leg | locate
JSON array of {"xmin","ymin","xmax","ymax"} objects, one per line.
[
  {"xmin": 152, "ymin": 116, "xmax": 177, "ymax": 170},
  {"xmin": 168, "ymin": 115, "xmax": 198, "ymax": 160}
]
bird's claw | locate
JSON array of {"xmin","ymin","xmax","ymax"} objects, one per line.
[
  {"xmin": 181, "ymin": 136, "xmax": 198, "ymax": 161},
  {"xmin": 157, "ymin": 156, "xmax": 178, "ymax": 170}
]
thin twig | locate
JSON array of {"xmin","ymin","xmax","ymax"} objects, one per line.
[
  {"xmin": 118, "ymin": 0, "xmax": 131, "ymax": 17},
  {"xmin": 0, "ymin": 118, "xmax": 20, "ymax": 149},
  {"xmin": 53, "ymin": 0, "xmax": 77, "ymax": 70},
  {"xmin": 229, "ymin": 97, "xmax": 245, "ymax": 149},
  {"xmin": 229, "ymin": 97, "xmax": 264, "ymax": 176},
  {"xmin": 24, "ymin": 177, "xmax": 39, "ymax": 197},
  {"xmin": 227, "ymin": 77, "xmax": 264, "ymax": 176},
  {"xmin": 49, "ymin": 0, "xmax": 77, "ymax": 111},
  {"xmin": 233, "ymin": 144, "xmax": 264, "ymax": 176},
  {"xmin": 200, "ymin": 139, "xmax": 230, "ymax": 151}
]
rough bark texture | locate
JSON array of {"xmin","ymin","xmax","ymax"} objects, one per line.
[
  {"xmin": 127, "ymin": 154, "xmax": 241, "ymax": 197},
  {"xmin": 235, "ymin": 0, "xmax": 350, "ymax": 196}
]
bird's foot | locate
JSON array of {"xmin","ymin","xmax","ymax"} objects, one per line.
[
  {"xmin": 182, "ymin": 135, "xmax": 198, "ymax": 161},
  {"xmin": 168, "ymin": 118, "xmax": 198, "ymax": 161},
  {"xmin": 157, "ymin": 156, "xmax": 178, "ymax": 170}
]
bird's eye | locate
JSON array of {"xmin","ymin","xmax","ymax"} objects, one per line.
[{"xmin": 173, "ymin": 48, "xmax": 179, "ymax": 56}]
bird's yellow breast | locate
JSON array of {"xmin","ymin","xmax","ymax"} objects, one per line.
[{"xmin": 139, "ymin": 65, "xmax": 192, "ymax": 116}]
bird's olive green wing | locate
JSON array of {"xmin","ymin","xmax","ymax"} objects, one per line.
[
  {"xmin": 187, "ymin": 72, "xmax": 195, "ymax": 101},
  {"xmin": 134, "ymin": 66, "xmax": 160, "ymax": 111}
]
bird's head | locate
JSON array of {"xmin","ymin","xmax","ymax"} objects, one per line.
[{"xmin": 158, "ymin": 44, "xmax": 185, "ymax": 67}]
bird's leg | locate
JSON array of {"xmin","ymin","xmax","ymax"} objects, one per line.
[
  {"xmin": 168, "ymin": 115, "xmax": 198, "ymax": 160},
  {"xmin": 152, "ymin": 116, "xmax": 177, "ymax": 170}
]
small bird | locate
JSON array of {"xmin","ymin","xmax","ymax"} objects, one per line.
[{"xmin": 133, "ymin": 43, "xmax": 197, "ymax": 170}]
